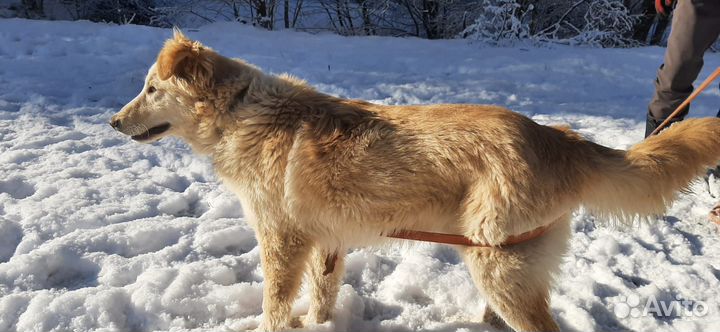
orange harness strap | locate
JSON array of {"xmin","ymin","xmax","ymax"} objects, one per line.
[
  {"xmin": 322, "ymin": 223, "xmax": 554, "ymax": 275},
  {"xmin": 386, "ymin": 223, "xmax": 554, "ymax": 247}
]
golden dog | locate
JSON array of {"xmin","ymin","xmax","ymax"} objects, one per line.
[{"xmin": 111, "ymin": 30, "xmax": 720, "ymax": 331}]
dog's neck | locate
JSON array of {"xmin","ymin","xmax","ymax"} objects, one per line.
[
  {"xmin": 210, "ymin": 71, "xmax": 369, "ymax": 177},
  {"xmin": 182, "ymin": 69, "xmax": 306, "ymax": 150},
  {"xmin": 187, "ymin": 66, "xmax": 378, "ymax": 188},
  {"xmin": 182, "ymin": 63, "xmax": 265, "ymax": 154}
]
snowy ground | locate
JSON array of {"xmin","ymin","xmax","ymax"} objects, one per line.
[{"xmin": 1, "ymin": 18, "xmax": 720, "ymax": 332}]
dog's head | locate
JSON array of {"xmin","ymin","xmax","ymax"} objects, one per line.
[{"xmin": 110, "ymin": 29, "xmax": 232, "ymax": 144}]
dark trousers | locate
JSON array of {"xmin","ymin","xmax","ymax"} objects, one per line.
[{"xmin": 648, "ymin": 0, "xmax": 720, "ymax": 122}]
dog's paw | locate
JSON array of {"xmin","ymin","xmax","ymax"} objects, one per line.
[
  {"xmin": 253, "ymin": 320, "xmax": 290, "ymax": 332},
  {"xmin": 290, "ymin": 316, "xmax": 305, "ymax": 329},
  {"xmin": 252, "ymin": 323, "xmax": 265, "ymax": 332},
  {"xmin": 296, "ymin": 311, "xmax": 332, "ymax": 328}
]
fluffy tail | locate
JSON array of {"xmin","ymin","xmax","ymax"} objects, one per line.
[{"xmin": 581, "ymin": 118, "xmax": 720, "ymax": 218}]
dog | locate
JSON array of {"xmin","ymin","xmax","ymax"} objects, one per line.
[{"xmin": 111, "ymin": 29, "xmax": 720, "ymax": 331}]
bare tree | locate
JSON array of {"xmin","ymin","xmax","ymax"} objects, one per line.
[
  {"xmin": 241, "ymin": 0, "xmax": 277, "ymax": 29},
  {"xmin": 318, "ymin": 0, "xmax": 356, "ymax": 35},
  {"xmin": 284, "ymin": 0, "xmax": 289, "ymax": 28},
  {"xmin": 19, "ymin": 0, "xmax": 45, "ymax": 19},
  {"xmin": 55, "ymin": 0, "xmax": 164, "ymax": 26},
  {"xmin": 420, "ymin": 0, "xmax": 440, "ymax": 39},
  {"xmin": 291, "ymin": 0, "xmax": 304, "ymax": 27}
]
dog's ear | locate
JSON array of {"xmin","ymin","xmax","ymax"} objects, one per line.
[{"xmin": 156, "ymin": 28, "xmax": 214, "ymax": 89}]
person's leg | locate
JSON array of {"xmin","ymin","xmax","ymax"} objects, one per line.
[{"xmin": 646, "ymin": 0, "xmax": 720, "ymax": 137}]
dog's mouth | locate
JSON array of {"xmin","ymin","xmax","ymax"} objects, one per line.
[{"xmin": 131, "ymin": 123, "xmax": 171, "ymax": 141}]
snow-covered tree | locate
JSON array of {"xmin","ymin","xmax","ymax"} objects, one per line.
[
  {"xmin": 460, "ymin": 0, "xmax": 531, "ymax": 44},
  {"xmin": 464, "ymin": 0, "xmax": 639, "ymax": 47}
]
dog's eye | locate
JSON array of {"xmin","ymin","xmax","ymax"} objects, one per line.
[{"xmin": 147, "ymin": 86, "xmax": 157, "ymax": 94}]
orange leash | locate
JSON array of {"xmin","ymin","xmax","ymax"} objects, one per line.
[{"xmin": 650, "ymin": 67, "xmax": 720, "ymax": 136}]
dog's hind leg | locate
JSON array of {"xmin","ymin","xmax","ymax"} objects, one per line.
[
  {"xmin": 461, "ymin": 215, "xmax": 571, "ymax": 332},
  {"xmin": 257, "ymin": 228, "xmax": 312, "ymax": 331},
  {"xmin": 303, "ymin": 247, "xmax": 345, "ymax": 326}
]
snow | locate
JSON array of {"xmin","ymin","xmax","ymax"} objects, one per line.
[{"xmin": 1, "ymin": 18, "xmax": 720, "ymax": 332}]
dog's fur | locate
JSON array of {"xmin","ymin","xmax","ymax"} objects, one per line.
[{"xmin": 111, "ymin": 30, "xmax": 720, "ymax": 331}]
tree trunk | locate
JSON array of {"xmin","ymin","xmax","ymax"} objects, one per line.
[
  {"xmin": 359, "ymin": 0, "xmax": 373, "ymax": 35},
  {"xmin": 231, "ymin": 1, "xmax": 241, "ymax": 21},
  {"xmin": 268, "ymin": 0, "xmax": 277, "ymax": 30},
  {"xmin": 343, "ymin": 0, "xmax": 355, "ymax": 34},
  {"xmin": 284, "ymin": 0, "xmax": 289, "ymax": 28},
  {"xmin": 421, "ymin": 0, "xmax": 440, "ymax": 39},
  {"xmin": 21, "ymin": 0, "xmax": 45, "ymax": 18},
  {"xmin": 253, "ymin": 0, "xmax": 276, "ymax": 30},
  {"xmin": 334, "ymin": 0, "xmax": 347, "ymax": 33},
  {"xmin": 292, "ymin": 0, "xmax": 303, "ymax": 27},
  {"xmin": 401, "ymin": 0, "xmax": 421, "ymax": 37},
  {"xmin": 518, "ymin": 0, "xmax": 535, "ymax": 35}
]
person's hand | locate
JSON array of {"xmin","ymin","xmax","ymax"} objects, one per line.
[{"xmin": 655, "ymin": 0, "xmax": 675, "ymax": 16}]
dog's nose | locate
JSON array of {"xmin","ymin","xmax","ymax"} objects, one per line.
[{"xmin": 110, "ymin": 118, "xmax": 122, "ymax": 130}]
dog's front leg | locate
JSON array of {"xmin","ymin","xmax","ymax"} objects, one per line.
[
  {"xmin": 257, "ymin": 228, "xmax": 312, "ymax": 331},
  {"xmin": 305, "ymin": 247, "xmax": 345, "ymax": 325}
]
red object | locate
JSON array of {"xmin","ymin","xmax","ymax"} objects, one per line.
[{"xmin": 655, "ymin": 0, "xmax": 674, "ymax": 16}]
